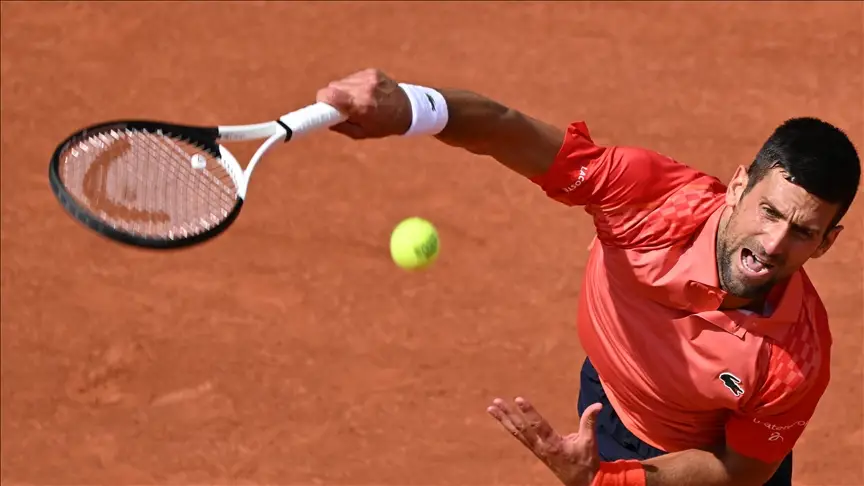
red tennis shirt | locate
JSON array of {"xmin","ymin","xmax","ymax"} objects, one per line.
[{"xmin": 529, "ymin": 121, "xmax": 832, "ymax": 464}]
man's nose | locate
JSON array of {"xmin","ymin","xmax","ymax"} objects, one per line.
[{"xmin": 760, "ymin": 223, "xmax": 791, "ymax": 258}]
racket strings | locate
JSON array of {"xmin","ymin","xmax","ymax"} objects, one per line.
[
  {"xmin": 132, "ymin": 131, "xmax": 236, "ymax": 220},
  {"xmin": 58, "ymin": 128, "xmax": 240, "ymax": 240}
]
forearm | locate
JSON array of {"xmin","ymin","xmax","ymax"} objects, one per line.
[
  {"xmin": 433, "ymin": 88, "xmax": 565, "ymax": 179},
  {"xmin": 639, "ymin": 448, "xmax": 773, "ymax": 486}
]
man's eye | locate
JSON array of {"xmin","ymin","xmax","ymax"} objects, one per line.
[
  {"xmin": 761, "ymin": 207, "xmax": 778, "ymax": 219},
  {"xmin": 794, "ymin": 228, "xmax": 815, "ymax": 240}
]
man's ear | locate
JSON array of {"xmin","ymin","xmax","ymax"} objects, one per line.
[
  {"xmin": 811, "ymin": 225, "xmax": 843, "ymax": 259},
  {"xmin": 726, "ymin": 165, "xmax": 750, "ymax": 208}
]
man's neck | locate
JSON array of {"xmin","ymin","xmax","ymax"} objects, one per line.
[
  {"xmin": 720, "ymin": 294, "xmax": 760, "ymax": 312},
  {"xmin": 720, "ymin": 279, "xmax": 787, "ymax": 315}
]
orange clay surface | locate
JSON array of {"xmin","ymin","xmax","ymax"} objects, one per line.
[{"xmin": 2, "ymin": 2, "xmax": 862, "ymax": 485}]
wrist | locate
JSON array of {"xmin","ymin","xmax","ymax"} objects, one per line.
[
  {"xmin": 590, "ymin": 460, "xmax": 646, "ymax": 486},
  {"xmin": 398, "ymin": 83, "xmax": 449, "ymax": 136}
]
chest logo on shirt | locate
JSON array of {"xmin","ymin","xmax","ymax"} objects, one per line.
[{"xmin": 719, "ymin": 372, "xmax": 745, "ymax": 397}]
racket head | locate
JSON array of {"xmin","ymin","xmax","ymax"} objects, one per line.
[{"xmin": 48, "ymin": 119, "xmax": 246, "ymax": 249}]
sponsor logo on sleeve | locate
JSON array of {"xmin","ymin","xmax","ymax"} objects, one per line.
[
  {"xmin": 753, "ymin": 418, "xmax": 809, "ymax": 443},
  {"xmin": 752, "ymin": 418, "xmax": 809, "ymax": 432},
  {"xmin": 562, "ymin": 166, "xmax": 589, "ymax": 193}
]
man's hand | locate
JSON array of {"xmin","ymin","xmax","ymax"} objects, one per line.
[
  {"xmin": 489, "ymin": 397, "xmax": 787, "ymax": 486},
  {"xmin": 487, "ymin": 396, "xmax": 604, "ymax": 486},
  {"xmin": 315, "ymin": 68, "xmax": 413, "ymax": 139}
]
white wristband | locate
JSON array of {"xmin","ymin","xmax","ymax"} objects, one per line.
[{"xmin": 398, "ymin": 83, "xmax": 449, "ymax": 136}]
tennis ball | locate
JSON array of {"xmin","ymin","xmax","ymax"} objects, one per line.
[{"xmin": 389, "ymin": 217, "xmax": 440, "ymax": 270}]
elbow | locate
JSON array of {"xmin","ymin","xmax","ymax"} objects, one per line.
[
  {"xmin": 719, "ymin": 450, "xmax": 782, "ymax": 486},
  {"xmin": 735, "ymin": 476, "xmax": 770, "ymax": 486},
  {"xmin": 744, "ymin": 466, "xmax": 782, "ymax": 486}
]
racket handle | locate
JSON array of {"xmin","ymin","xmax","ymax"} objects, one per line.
[{"xmin": 279, "ymin": 102, "xmax": 348, "ymax": 139}]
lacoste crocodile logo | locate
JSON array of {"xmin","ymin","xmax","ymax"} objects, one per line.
[{"xmin": 719, "ymin": 372, "xmax": 745, "ymax": 397}]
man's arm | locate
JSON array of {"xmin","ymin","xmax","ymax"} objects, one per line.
[
  {"xmin": 489, "ymin": 397, "xmax": 788, "ymax": 486},
  {"xmin": 433, "ymin": 88, "xmax": 565, "ymax": 179},
  {"xmin": 639, "ymin": 445, "xmax": 782, "ymax": 486},
  {"xmin": 316, "ymin": 69, "xmax": 565, "ymax": 179},
  {"xmin": 317, "ymin": 68, "xmax": 719, "ymax": 248}
]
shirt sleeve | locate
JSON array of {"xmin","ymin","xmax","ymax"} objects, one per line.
[
  {"xmin": 529, "ymin": 121, "xmax": 726, "ymax": 248},
  {"xmin": 725, "ymin": 324, "xmax": 831, "ymax": 463}
]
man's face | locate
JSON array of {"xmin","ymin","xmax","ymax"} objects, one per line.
[{"xmin": 717, "ymin": 166, "xmax": 843, "ymax": 301}]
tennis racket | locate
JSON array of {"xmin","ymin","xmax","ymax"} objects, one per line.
[{"xmin": 48, "ymin": 102, "xmax": 347, "ymax": 249}]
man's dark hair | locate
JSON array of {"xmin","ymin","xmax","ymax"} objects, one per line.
[{"xmin": 745, "ymin": 117, "xmax": 861, "ymax": 228}]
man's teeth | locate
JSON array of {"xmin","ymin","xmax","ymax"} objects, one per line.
[
  {"xmin": 745, "ymin": 255, "xmax": 760, "ymax": 272},
  {"xmin": 743, "ymin": 250, "xmax": 771, "ymax": 273}
]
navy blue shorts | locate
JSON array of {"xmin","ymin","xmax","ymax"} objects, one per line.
[{"xmin": 577, "ymin": 357, "xmax": 793, "ymax": 485}]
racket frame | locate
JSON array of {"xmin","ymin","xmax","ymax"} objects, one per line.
[{"xmin": 48, "ymin": 103, "xmax": 346, "ymax": 249}]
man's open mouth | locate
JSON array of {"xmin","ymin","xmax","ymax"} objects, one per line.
[{"xmin": 741, "ymin": 247, "xmax": 773, "ymax": 276}]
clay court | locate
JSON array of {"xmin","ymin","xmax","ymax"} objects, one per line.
[{"xmin": 1, "ymin": 2, "xmax": 862, "ymax": 485}]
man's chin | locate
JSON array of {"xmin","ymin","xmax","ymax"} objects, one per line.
[
  {"xmin": 724, "ymin": 275, "xmax": 775, "ymax": 301},
  {"xmin": 718, "ymin": 250, "xmax": 775, "ymax": 302}
]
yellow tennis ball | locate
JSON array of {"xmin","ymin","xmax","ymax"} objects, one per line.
[{"xmin": 390, "ymin": 217, "xmax": 440, "ymax": 270}]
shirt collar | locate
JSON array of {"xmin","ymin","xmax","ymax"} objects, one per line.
[{"xmin": 677, "ymin": 203, "xmax": 727, "ymax": 311}]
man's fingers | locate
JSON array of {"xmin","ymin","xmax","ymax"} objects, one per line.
[
  {"xmin": 316, "ymin": 69, "xmax": 412, "ymax": 139},
  {"xmin": 316, "ymin": 83, "xmax": 372, "ymax": 138},
  {"xmin": 487, "ymin": 402, "xmax": 531, "ymax": 448},
  {"xmin": 514, "ymin": 397, "xmax": 558, "ymax": 443},
  {"xmin": 497, "ymin": 399, "xmax": 535, "ymax": 440},
  {"xmin": 317, "ymin": 75, "xmax": 383, "ymax": 116},
  {"xmin": 315, "ymin": 85, "xmax": 356, "ymax": 115},
  {"xmin": 486, "ymin": 402, "xmax": 520, "ymax": 436},
  {"xmin": 578, "ymin": 402, "xmax": 603, "ymax": 439},
  {"xmin": 488, "ymin": 398, "xmax": 528, "ymax": 434},
  {"xmin": 487, "ymin": 398, "xmax": 538, "ymax": 444}
]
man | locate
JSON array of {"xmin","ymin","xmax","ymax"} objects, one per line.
[{"xmin": 315, "ymin": 68, "xmax": 861, "ymax": 486}]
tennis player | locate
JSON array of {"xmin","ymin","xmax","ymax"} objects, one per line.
[{"xmin": 315, "ymin": 68, "xmax": 861, "ymax": 486}]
